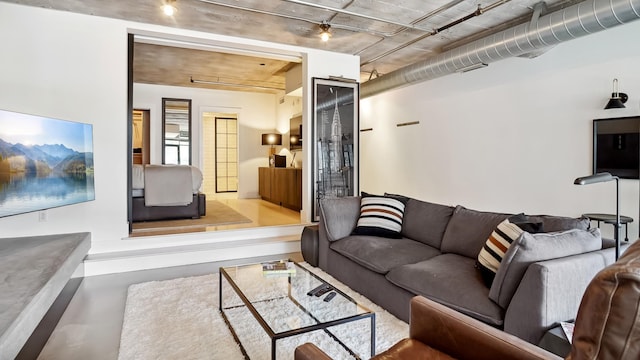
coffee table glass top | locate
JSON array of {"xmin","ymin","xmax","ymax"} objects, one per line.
[{"xmin": 220, "ymin": 261, "xmax": 373, "ymax": 335}]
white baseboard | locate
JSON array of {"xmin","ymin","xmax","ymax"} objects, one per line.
[{"xmin": 84, "ymin": 236, "xmax": 301, "ymax": 276}]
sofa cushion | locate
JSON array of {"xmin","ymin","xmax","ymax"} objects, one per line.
[
  {"xmin": 528, "ymin": 214, "xmax": 590, "ymax": 232},
  {"xmin": 319, "ymin": 197, "xmax": 361, "ymax": 242},
  {"xmin": 440, "ymin": 206, "xmax": 510, "ymax": 258},
  {"xmin": 489, "ymin": 228, "xmax": 602, "ymax": 308},
  {"xmin": 386, "ymin": 254, "xmax": 504, "ymax": 326},
  {"xmin": 361, "ymin": 191, "xmax": 409, "ymax": 204},
  {"xmin": 330, "ymin": 235, "xmax": 441, "ymax": 274},
  {"xmin": 401, "ymin": 198, "xmax": 455, "ymax": 248},
  {"xmin": 352, "ymin": 196, "xmax": 405, "ymax": 239},
  {"xmin": 477, "ymin": 214, "xmax": 543, "ymax": 287},
  {"xmin": 383, "ymin": 192, "xmax": 411, "ymax": 204}
]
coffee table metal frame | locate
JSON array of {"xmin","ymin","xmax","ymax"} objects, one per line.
[{"xmin": 219, "ymin": 261, "xmax": 375, "ymax": 360}]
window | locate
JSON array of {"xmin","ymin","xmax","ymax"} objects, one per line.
[{"xmin": 215, "ymin": 117, "xmax": 238, "ymax": 193}]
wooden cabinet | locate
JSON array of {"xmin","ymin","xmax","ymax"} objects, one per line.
[{"xmin": 258, "ymin": 167, "xmax": 302, "ymax": 211}]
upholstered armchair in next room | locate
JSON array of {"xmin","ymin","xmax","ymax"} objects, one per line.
[{"xmin": 295, "ymin": 239, "xmax": 640, "ymax": 360}]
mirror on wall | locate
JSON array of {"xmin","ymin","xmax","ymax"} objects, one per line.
[
  {"xmin": 290, "ymin": 114, "xmax": 302, "ymax": 151},
  {"xmin": 162, "ymin": 98, "xmax": 192, "ymax": 165}
]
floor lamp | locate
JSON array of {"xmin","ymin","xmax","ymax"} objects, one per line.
[{"xmin": 574, "ymin": 172, "xmax": 620, "ymax": 260}]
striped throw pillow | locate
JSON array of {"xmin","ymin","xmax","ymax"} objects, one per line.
[
  {"xmin": 477, "ymin": 215, "xmax": 542, "ymax": 287},
  {"xmin": 351, "ymin": 196, "xmax": 405, "ymax": 239}
]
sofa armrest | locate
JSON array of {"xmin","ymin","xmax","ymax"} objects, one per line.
[
  {"xmin": 409, "ymin": 296, "xmax": 559, "ymax": 360},
  {"xmin": 319, "ymin": 197, "xmax": 361, "ymax": 241},
  {"xmin": 317, "ymin": 197, "xmax": 361, "ymax": 269},
  {"xmin": 504, "ymin": 247, "xmax": 618, "ymax": 344}
]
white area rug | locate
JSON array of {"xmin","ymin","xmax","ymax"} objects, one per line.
[{"xmin": 118, "ymin": 263, "xmax": 408, "ymax": 360}]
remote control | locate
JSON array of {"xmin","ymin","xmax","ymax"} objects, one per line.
[
  {"xmin": 323, "ymin": 291, "xmax": 337, "ymax": 302},
  {"xmin": 314, "ymin": 285, "xmax": 333, "ymax": 297},
  {"xmin": 307, "ymin": 284, "xmax": 329, "ymax": 296}
]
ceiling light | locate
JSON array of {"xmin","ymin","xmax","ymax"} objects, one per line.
[
  {"xmin": 604, "ymin": 78, "xmax": 628, "ymax": 109},
  {"xmin": 319, "ymin": 22, "xmax": 331, "ymax": 42},
  {"xmin": 162, "ymin": 0, "xmax": 177, "ymax": 16}
]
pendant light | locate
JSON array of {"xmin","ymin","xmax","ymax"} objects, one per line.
[{"xmin": 319, "ymin": 22, "xmax": 332, "ymax": 42}]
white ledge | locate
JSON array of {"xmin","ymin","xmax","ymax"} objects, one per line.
[{"xmin": 0, "ymin": 232, "xmax": 91, "ymax": 360}]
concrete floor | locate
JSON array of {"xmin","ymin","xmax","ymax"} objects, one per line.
[{"xmin": 36, "ymin": 252, "xmax": 302, "ymax": 360}]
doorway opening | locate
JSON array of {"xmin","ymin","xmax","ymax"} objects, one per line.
[
  {"xmin": 202, "ymin": 112, "xmax": 239, "ymax": 199},
  {"xmin": 127, "ymin": 33, "xmax": 306, "ymax": 236}
]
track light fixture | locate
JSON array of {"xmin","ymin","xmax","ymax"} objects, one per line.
[
  {"xmin": 604, "ymin": 78, "xmax": 628, "ymax": 109},
  {"xmin": 162, "ymin": 0, "xmax": 177, "ymax": 16},
  {"xmin": 319, "ymin": 22, "xmax": 332, "ymax": 42}
]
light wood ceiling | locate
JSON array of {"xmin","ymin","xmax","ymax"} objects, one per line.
[{"xmin": 133, "ymin": 42, "xmax": 296, "ymax": 93}]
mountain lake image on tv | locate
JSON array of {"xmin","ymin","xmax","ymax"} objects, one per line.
[{"xmin": 0, "ymin": 109, "xmax": 95, "ymax": 218}]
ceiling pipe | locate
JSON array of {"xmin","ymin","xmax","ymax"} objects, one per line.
[
  {"xmin": 197, "ymin": 0, "xmax": 415, "ymax": 38},
  {"xmin": 281, "ymin": 0, "xmax": 434, "ymax": 32},
  {"xmin": 362, "ymin": 0, "xmax": 512, "ymax": 67},
  {"xmin": 190, "ymin": 76, "xmax": 284, "ymax": 91},
  {"xmin": 361, "ymin": 0, "xmax": 640, "ymax": 98}
]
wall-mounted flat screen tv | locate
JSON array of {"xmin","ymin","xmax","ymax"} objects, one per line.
[
  {"xmin": 0, "ymin": 109, "xmax": 95, "ymax": 218},
  {"xmin": 593, "ymin": 116, "xmax": 640, "ymax": 179}
]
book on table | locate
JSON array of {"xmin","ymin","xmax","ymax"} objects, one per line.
[
  {"xmin": 560, "ymin": 321, "xmax": 574, "ymax": 343},
  {"xmin": 262, "ymin": 260, "xmax": 296, "ymax": 275}
]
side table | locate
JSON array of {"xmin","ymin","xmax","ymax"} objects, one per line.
[
  {"xmin": 582, "ymin": 213, "xmax": 634, "ymax": 241},
  {"xmin": 538, "ymin": 325, "xmax": 571, "ymax": 357}
]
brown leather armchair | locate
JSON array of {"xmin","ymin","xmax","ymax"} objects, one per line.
[{"xmin": 295, "ymin": 239, "xmax": 640, "ymax": 360}]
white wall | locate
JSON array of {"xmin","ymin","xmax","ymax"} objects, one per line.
[
  {"xmin": 0, "ymin": 4, "xmax": 128, "ymax": 243},
  {"xmin": 361, "ymin": 20, "xmax": 640, "ymax": 240},
  {"xmin": 0, "ymin": 2, "xmax": 359, "ymax": 254},
  {"xmin": 134, "ymin": 83, "xmax": 277, "ymax": 198}
]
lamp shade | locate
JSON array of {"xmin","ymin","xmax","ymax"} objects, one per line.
[
  {"xmin": 261, "ymin": 133, "xmax": 282, "ymax": 146},
  {"xmin": 604, "ymin": 79, "xmax": 628, "ymax": 109},
  {"xmin": 573, "ymin": 171, "xmax": 621, "ymax": 260},
  {"xmin": 604, "ymin": 94, "xmax": 628, "ymax": 109},
  {"xmin": 574, "ymin": 172, "xmax": 616, "ymax": 185}
]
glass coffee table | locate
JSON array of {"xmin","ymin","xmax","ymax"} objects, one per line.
[{"xmin": 219, "ymin": 261, "xmax": 375, "ymax": 359}]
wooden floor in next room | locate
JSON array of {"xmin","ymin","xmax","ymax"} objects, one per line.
[{"xmin": 130, "ymin": 198, "xmax": 305, "ymax": 237}]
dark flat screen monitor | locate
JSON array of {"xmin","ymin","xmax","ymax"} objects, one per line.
[
  {"xmin": 0, "ymin": 109, "xmax": 95, "ymax": 218},
  {"xmin": 593, "ymin": 116, "xmax": 640, "ymax": 179}
]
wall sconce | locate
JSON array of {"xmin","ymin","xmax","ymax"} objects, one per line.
[
  {"xmin": 319, "ymin": 22, "xmax": 332, "ymax": 42},
  {"xmin": 604, "ymin": 78, "xmax": 628, "ymax": 109},
  {"xmin": 261, "ymin": 133, "xmax": 282, "ymax": 156}
]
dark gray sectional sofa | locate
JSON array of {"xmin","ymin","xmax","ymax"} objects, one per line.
[{"xmin": 316, "ymin": 195, "xmax": 621, "ymax": 345}]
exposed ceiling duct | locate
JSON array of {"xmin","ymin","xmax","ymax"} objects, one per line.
[{"xmin": 361, "ymin": 0, "xmax": 640, "ymax": 98}]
